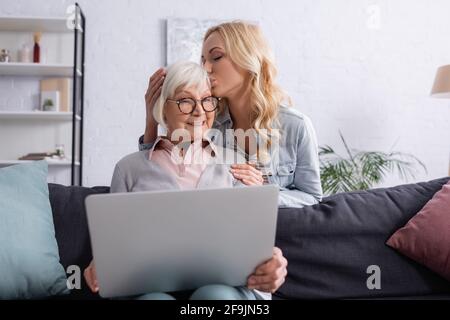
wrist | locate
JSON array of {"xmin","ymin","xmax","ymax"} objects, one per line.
[{"xmin": 144, "ymin": 118, "xmax": 158, "ymax": 144}]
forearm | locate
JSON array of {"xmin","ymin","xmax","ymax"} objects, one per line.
[
  {"xmin": 139, "ymin": 120, "xmax": 158, "ymax": 151},
  {"xmin": 143, "ymin": 118, "xmax": 158, "ymax": 144}
]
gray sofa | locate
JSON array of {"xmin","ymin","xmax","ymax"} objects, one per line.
[{"xmin": 49, "ymin": 177, "xmax": 450, "ymax": 300}]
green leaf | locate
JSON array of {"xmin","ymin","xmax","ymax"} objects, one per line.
[{"xmin": 319, "ymin": 133, "xmax": 427, "ymax": 195}]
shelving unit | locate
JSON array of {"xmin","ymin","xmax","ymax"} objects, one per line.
[
  {"xmin": 0, "ymin": 159, "xmax": 80, "ymax": 166},
  {"xmin": 0, "ymin": 16, "xmax": 72, "ymax": 33},
  {"xmin": 0, "ymin": 111, "xmax": 81, "ymax": 121},
  {"xmin": 0, "ymin": 62, "xmax": 81, "ymax": 77},
  {"xmin": 0, "ymin": 3, "xmax": 85, "ymax": 186}
]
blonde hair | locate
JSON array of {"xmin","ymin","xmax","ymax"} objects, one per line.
[
  {"xmin": 153, "ymin": 61, "xmax": 210, "ymax": 128},
  {"xmin": 204, "ymin": 21, "xmax": 290, "ymax": 160}
]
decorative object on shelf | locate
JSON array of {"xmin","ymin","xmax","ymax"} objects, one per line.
[
  {"xmin": 55, "ymin": 144, "xmax": 65, "ymax": 159},
  {"xmin": 18, "ymin": 43, "xmax": 31, "ymax": 63},
  {"xmin": 40, "ymin": 78, "xmax": 71, "ymax": 112},
  {"xmin": 0, "ymin": 49, "xmax": 11, "ymax": 62},
  {"xmin": 33, "ymin": 31, "xmax": 41, "ymax": 63},
  {"xmin": 430, "ymin": 64, "xmax": 450, "ymax": 175},
  {"xmin": 19, "ymin": 145, "xmax": 66, "ymax": 161},
  {"xmin": 319, "ymin": 131, "xmax": 427, "ymax": 195},
  {"xmin": 42, "ymin": 99, "xmax": 55, "ymax": 111},
  {"xmin": 40, "ymin": 90, "xmax": 59, "ymax": 111}
]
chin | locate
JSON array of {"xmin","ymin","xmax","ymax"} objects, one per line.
[
  {"xmin": 211, "ymin": 86, "xmax": 224, "ymax": 97},
  {"xmin": 185, "ymin": 124, "xmax": 207, "ymax": 140}
]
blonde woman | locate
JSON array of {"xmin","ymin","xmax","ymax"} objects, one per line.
[
  {"xmin": 85, "ymin": 61, "xmax": 288, "ymax": 300},
  {"xmin": 141, "ymin": 21, "xmax": 323, "ymax": 209}
]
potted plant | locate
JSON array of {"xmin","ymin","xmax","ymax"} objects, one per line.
[
  {"xmin": 42, "ymin": 98, "xmax": 55, "ymax": 111},
  {"xmin": 319, "ymin": 131, "xmax": 427, "ymax": 195}
]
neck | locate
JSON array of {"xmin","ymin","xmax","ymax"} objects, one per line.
[{"xmin": 226, "ymin": 85, "xmax": 252, "ymax": 130}]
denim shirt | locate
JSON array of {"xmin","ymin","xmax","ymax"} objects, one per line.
[{"xmin": 139, "ymin": 105, "xmax": 323, "ymax": 208}]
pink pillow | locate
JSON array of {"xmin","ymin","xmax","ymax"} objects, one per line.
[{"xmin": 386, "ymin": 180, "xmax": 450, "ymax": 281}]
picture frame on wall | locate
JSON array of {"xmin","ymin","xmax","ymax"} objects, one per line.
[{"xmin": 166, "ymin": 18, "xmax": 224, "ymax": 65}]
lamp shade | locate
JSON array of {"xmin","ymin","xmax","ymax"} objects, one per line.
[{"xmin": 431, "ymin": 64, "xmax": 450, "ymax": 98}]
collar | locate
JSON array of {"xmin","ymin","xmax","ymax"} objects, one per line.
[
  {"xmin": 214, "ymin": 105, "xmax": 233, "ymax": 127},
  {"xmin": 148, "ymin": 136, "xmax": 219, "ymax": 161}
]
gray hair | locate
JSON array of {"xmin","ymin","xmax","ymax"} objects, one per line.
[{"xmin": 153, "ymin": 61, "xmax": 211, "ymax": 128}]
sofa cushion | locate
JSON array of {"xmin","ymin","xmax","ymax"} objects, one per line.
[
  {"xmin": 386, "ymin": 180, "xmax": 450, "ymax": 281},
  {"xmin": 274, "ymin": 177, "xmax": 450, "ymax": 299},
  {"xmin": 0, "ymin": 161, "xmax": 69, "ymax": 299},
  {"xmin": 48, "ymin": 183, "xmax": 110, "ymax": 298}
]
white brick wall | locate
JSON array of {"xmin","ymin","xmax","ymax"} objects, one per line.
[{"xmin": 1, "ymin": 0, "xmax": 449, "ymax": 187}]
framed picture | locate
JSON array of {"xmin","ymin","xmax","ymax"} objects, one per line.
[{"xmin": 166, "ymin": 18, "xmax": 223, "ymax": 65}]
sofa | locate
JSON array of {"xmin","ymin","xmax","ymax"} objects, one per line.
[{"xmin": 49, "ymin": 177, "xmax": 450, "ymax": 300}]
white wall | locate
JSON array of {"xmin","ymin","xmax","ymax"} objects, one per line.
[{"xmin": 1, "ymin": 0, "xmax": 449, "ymax": 187}]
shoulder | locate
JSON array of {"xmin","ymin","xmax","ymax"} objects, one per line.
[
  {"xmin": 276, "ymin": 105, "xmax": 316, "ymax": 136},
  {"xmin": 277, "ymin": 105, "xmax": 312, "ymax": 126},
  {"xmin": 114, "ymin": 150, "xmax": 149, "ymax": 174}
]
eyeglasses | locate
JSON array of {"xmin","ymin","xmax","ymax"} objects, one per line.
[{"xmin": 166, "ymin": 96, "xmax": 220, "ymax": 114}]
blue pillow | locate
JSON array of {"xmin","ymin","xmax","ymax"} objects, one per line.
[{"xmin": 0, "ymin": 161, "xmax": 69, "ymax": 299}]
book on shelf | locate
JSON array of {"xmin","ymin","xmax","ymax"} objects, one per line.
[{"xmin": 19, "ymin": 152, "xmax": 55, "ymax": 161}]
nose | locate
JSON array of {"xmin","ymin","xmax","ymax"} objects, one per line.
[
  {"xmin": 192, "ymin": 100, "xmax": 205, "ymax": 116},
  {"xmin": 203, "ymin": 60, "xmax": 212, "ymax": 74}
]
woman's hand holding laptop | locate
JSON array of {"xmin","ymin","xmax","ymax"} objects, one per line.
[
  {"xmin": 246, "ymin": 247, "xmax": 288, "ymax": 293},
  {"xmin": 84, "ymin": 247, "xmax": 288, "ymax": 294}
]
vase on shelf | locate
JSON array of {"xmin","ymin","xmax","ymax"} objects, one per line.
[
  {"xmin": 0, "ymin": 49, "xmax": 11, "ymax": 63},
  {"xmin": 33, "ymin": 32, "xmax": 41, "ymax": 63},
  {"xmin": 19, "ymin": 44, "xmax": 31, "ymax": 63}
]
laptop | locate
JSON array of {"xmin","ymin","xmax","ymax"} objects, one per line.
[{"xmin": 85, "ymin": 185, "xmax": 279, "ymax": 298}]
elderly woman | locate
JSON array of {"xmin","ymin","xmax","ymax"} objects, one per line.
[{"xmin": 84, "ymin": 61, "xmax": 287, "ymax": 300}]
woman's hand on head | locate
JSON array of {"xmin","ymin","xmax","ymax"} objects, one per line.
[
  {"xmin": 144, "ymin": 68, "xmax": 166, "ymax": 143},
  {"xmin": 246, "ymin": 247, "xmax": 288, "ymax": 293},
  {"xmin": 84, "ymin": 260, "xmax": 99, "ymax": 293},
  {"xmin": 230, "ymin": 163, "xmax": 264, "ymax": 186},
  {"xmin": 145, "ymin": 68, "xmax": 166, "ymax": 119}
]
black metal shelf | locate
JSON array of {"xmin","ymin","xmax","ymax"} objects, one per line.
[
  {"xmin": 71, "ymin": 3, "xmax": 85, "ymax": 186},
  {"xmin": 0, "ymin": 4, "xmax": 86, "ymax": 186}
]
